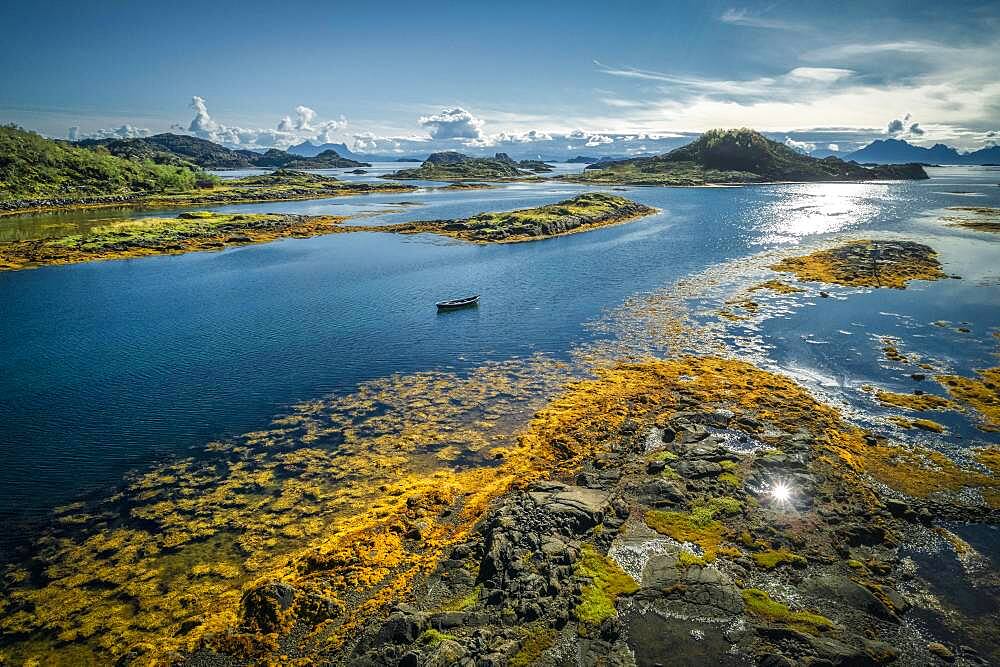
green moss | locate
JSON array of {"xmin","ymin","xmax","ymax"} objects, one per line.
[
  {"xmin": 511, "ymin": 627, "xmax": 558, "ymax": 667},
  {"xmin": 647, "ymin": 450, "xmax": 678, "ymax": 462},
  {"xmin": 574, "ymin": 545, "xmax": 638, "ymax": 625},
  {"xmin": 676, "ymin": 550, "xmax": 707, "ymax": 567},
  {"xmin": 719, "ymin": 472, "xmax": 741, "ymax": 487},
  {"xmin": 741, "ymin": 588, "xmax": 834, "ymax": 634},
  {"xmin": 719, "ymin": 460, "xmax": 738, "ymax": 471},
  {"xmin": 418, "ymin": 628, "xmax": 457, "ymax": 646},
  {"xmin": 751, "ymin": 548, "xmax": 806, "ymax": 569},
  {"xmin": 440, "ymin": 586, "xmax": 480, "ymax": 612}
]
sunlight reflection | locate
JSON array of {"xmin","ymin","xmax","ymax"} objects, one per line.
[{"xmin": 753, "ymin": 183, "xmax": 891, "ymax": 245}]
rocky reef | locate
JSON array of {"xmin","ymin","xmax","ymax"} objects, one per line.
[
  {"xmin": 940, "ymin": 207, "xmax": 1000, "ymax": 233},
  {"xmin": 376, "ymin": 193, "xmax": 657, "ymax": 243},
  {"xmin": 769, "ymin": 240, "xmax": 946, "ymax": 289}
]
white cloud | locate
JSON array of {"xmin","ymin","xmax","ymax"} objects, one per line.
[
  {"xmin": 787, "ymin": 67, "xmax": 853, "ymax": 82},
  {"xmin": 886, "ymin": 113, "xmax": 926, "ymax": 138},
  {"xmin": 182, "ymin": 96, "xmax": 346, "ymax": 148},
  {"xmin": 719, "ymin": 8, "xmax": 805, "ymax": 31},
  {"xmin": 784, "ymin": 137, "xmax": 816, "ymax": 153},
  {"xmin": 585, "ymin": 134, "xmax": 613, "ymax": 146},
  {"xmin": 827, "ymin": 143, "xmax": 840, "ymax": 151},
  {"xmin": 69, "ymin": 124, "xmax": 152, "ymax": 141},
  {"xmin": 418, "ymin": 107, "xmax": 484, "ymax": 140},
  {"xmin": 595, "ymin": 61, "xmax": 855, "ymax": 103}
]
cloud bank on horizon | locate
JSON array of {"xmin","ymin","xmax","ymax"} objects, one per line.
[{"xmin": 6, "ymin": 1, "xmax": 997, "ymax": 156}]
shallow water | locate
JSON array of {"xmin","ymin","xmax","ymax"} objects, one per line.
[{"xmin": 1, "ymin": 166, "xmax": 998, "ymax": 558}]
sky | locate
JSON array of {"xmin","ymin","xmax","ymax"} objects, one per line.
[{"xmin": 2, "ymin": 0, "xmax": 998, "ymax": 156}]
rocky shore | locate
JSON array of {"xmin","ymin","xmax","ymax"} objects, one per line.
[
  {"xmin": 0, "ymin": 170, "xmax": 415, "ymax": 217},
  {"xmin": 0, "ymin": 212, "xmax": 351, "ymax": 270},
  {"xmin": 377, "ymin": 193, "xmax": 658, "ymax": 243},
  {"xmin": 1, "ymin": 231, "xmax": 996, "ymax": 666}
]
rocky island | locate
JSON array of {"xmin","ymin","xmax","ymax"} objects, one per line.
[
  {"xmin": 0, "ymin": 193, "xmax": 656, "ymax": 269},
  {"xmin": 375, "ymin": 193, "xmax": 657, "ymax": 243},
  {"xmin": 565, "ymin": 129, "xmax": 930, "ymax": 185},
  {"xmin": 0, "ymin": 211, "xmax": 350, "ymax": 270},
  {"xmin": 384, "ymin": 152, "xmax": 553, "ymax": 181}
]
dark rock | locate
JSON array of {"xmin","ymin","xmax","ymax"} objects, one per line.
[
  {"xmin": 378, "ymin": 611, "xmax": 428, "ymax": 644},
  {"xmin": 674, "ymin": 460, "xmax": 723, "ymax": 478},
  {"xmin": 239, "ymin": 581, "xmax": 296, "ymax": 633}
]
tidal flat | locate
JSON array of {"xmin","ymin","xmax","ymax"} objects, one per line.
[{"xmin": 1, "ymin": 168, "xmax": 998, "ymax": 665}]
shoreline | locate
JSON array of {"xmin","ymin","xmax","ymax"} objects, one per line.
[
  {"xmin": 0, "ymin": 182, "xmax": 418, "ymax": 218},
  {"xmin": 0, "ymin": 193, "xmax": 659, "ymax": 271},
  {"xmin": 2, "ymin": 233, "xmax": 997, "ymax": 664}
]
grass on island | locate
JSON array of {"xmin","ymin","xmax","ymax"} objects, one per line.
[
  {"xmin": 0, "ymin": 211, "xmax": 348, "ymax": 270},
  {"xmin": 380, "ymin": 192, "xmax": 657, "ymax": 243}
]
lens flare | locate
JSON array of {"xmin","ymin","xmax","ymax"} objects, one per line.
[{"xmin": 770, "ymin": 480, "xmax": 792, "ymax": 503}]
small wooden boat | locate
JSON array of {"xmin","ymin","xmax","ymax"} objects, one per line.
[{"xmin": 436, "ymin": 294, "xmax": 480, "ymax": 310}]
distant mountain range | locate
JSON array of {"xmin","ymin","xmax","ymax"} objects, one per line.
[
  {"xmin": 811, "ymin": 139, "xmax": 1000, "ymax": 165},
  {"xmin": 78, "ymin": 133, "xmax": 369, "ymax": 170}
]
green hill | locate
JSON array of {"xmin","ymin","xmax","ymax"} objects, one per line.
[
  {"xmin": 572, "ymin": 129, "xmax": 929, "ymax": 185},
  {"xmin": 384, "ymin": 152, "xmax": 533, "ymax": 181},
  {"xmin": 0, "ymin": 126, "xmax": 216, "ymax": 202},
  {"xmin": 79, "ymin": 133, "xmax": 369, "ymax": 170}
]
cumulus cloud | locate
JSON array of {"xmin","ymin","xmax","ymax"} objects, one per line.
[
  {"xmin": 827, "ymin": 143, "xmax": 840, "ymax": 151},
  {"xmin": 886, "ymin": 113, "xmax": 925, "ymax": 138},
  {"xmin": 784, "ymin": 137, "xmax": 816, "ymax": 153},
  {"xmin": 68, "ymin": 124, "xmax": 152, "ymax": 141},
  {"xmin": 584, "ymin": 134, "xmax": 613, "ymax": 146},
  {"xmin": 182, "ymin": 96, "xmax": 346, "ymax": 148},
  {"xmin": 418, "ymin": 107, "xmax": 484, "ymax": 140}
]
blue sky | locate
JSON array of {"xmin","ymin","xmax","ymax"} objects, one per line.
[{"xmin": 2, "ymin": 0, "xmax": 998, "ymax": 155}]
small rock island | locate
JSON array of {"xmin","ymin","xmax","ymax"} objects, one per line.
[
  {"xmin": 378, "ymin": 193, "xmax": 657, "ymax": 243},
  {"xmin": 384, "ymin": 151, "xmax": 554, "ymax": 181}
]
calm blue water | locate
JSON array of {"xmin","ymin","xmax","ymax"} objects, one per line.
[{"xmin": 1, "ymin": 166, "xmax": 999, "ymax": 554}]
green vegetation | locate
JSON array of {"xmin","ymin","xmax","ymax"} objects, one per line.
[
  {"xmin": 645, "ymin": 497, "xmax": 742, "ymax": 559},
  {"xmin": 0, "ymin": 211, "xmax": 348, "ymax": 270},
  {"xmin": 752, "ymin": 548, "xmax": 807, "ymax": 569},
  {"xmin": 574, "ymin": 545, "xmax": 638, "ymax": 625},
  {"xmin": 0, "ymin": 125, "xmax": 216, "ymax": 201},
  {"xmin": 413, "ymin": 192, "xmax": 656, "ymax": 242},
  {"xmin": 511, "ymin": 627, "xmax": 559, "ymax": 666},
  {"xmin": 440, "ymin": 586, "xmax": 480, "ymax": 612},
  {"xmin": 417, "ymin": 628, "xmax": 457, "ymax": 646},
  {"xmin": 384, "ymin": 151, "xmax": 538, "ymax": 181},
  {"xmin": 566, "ymin": 128, "xmax": 929, "ymax": 185},
  {"xmin": 740, "ymin": 588, "xmax": 834, "ymax": 634},
  {"xmin": 79, "ymin": 133, "xmax": 368, "ymax": 169}
]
